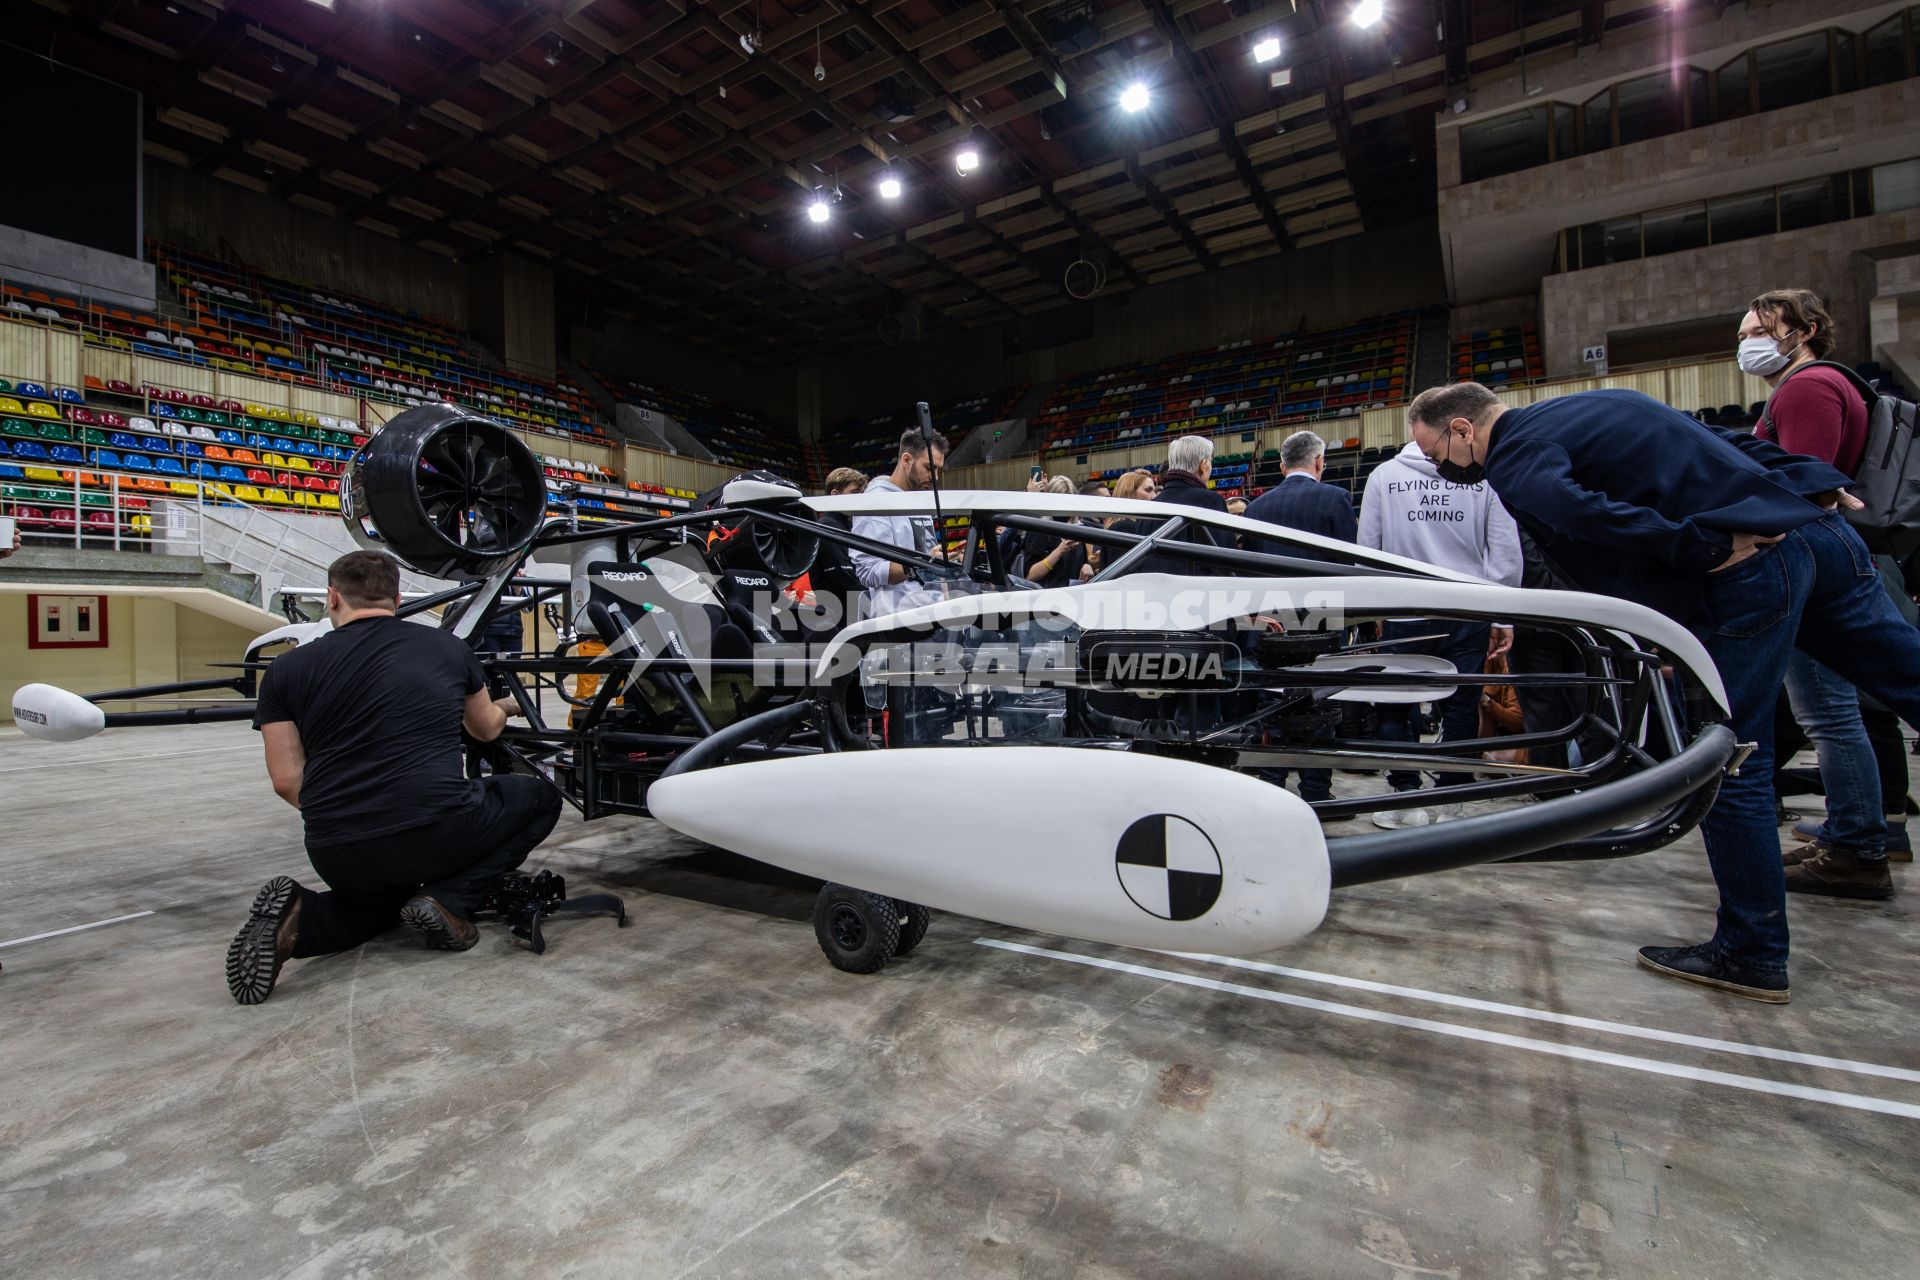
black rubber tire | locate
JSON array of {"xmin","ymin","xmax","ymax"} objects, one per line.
[
  {"xmin": 892, "ymin": 900, "xmax": 932, "ymax": 956},
  {"xmin": 341, "ymin": 404, "xmax": 546, "ymax": 579},
  {"xmin": 812, "ymin": 883, "xmax": 900, "ymax": 974}
]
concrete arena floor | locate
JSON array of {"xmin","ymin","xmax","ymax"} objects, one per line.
[{"xmin": 2, "ymin": 722, "xmax": 1917, "ymax": 1279}]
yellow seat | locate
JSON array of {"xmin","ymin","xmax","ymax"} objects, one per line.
[
  {"xmin": 286, "ymin": 456, "xmax": 313, "ymax": 472},
  {"xmin": 169, "ymin": 481, "xmax": 197, "ymax": 496},
  {"xmin": 264, "ymin": 487, "xmax": 293, "ymax": 505},
  {"xmin": 244, "ymin": 403, "xmax": 266, "ymax": 417},
  {"xmin": 24, "ymin": 466, "xmax": 62, "ymax": 482},
  {"xmin": 27, "ymin": 402, "xmax": 58, "ymax": 419},
  {"xmin": 234, "ymin": 485, "xmax": 264, "ymax": 502},
  {"xmin": 319, "ymin": 493, "xmax": 341, "ymax": 511},
  {"xmin": 261, "ymin": 451, "xmax": 288, "ymax": 468}
]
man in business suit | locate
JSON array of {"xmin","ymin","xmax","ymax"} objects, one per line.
[
  {"xmin": 1242, "ymin": 430, "xmax": 1358, "ymax": 559},
  {"xmin": 1406, "ymin": 381, "xmax": 1920, "ymax": 1004},
  {"xmin": 1242, "ymin": 431, "xmax": 1358, "ymax": 802}
]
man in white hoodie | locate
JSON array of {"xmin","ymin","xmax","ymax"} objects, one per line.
[
  {"xmin": 849, "ymin": 427, "xmax": 950, "ymax": 619},
  {"xmin": 1358, "ymin": 439, "xmax": 1524, "ymax": 828}
]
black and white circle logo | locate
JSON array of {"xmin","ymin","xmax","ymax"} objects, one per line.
[{"xmin": 1116, "ymin": 815, "xmax": 1223, "ymax": 921}]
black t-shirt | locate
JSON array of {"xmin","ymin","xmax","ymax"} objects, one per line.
[
  {"xmin": 253, "ymin": 615, "xmax": 487, "ymax": 846},
  {"xmin": 1021, "ymin": 520, "xmax": 1086, "ymax": 588}
]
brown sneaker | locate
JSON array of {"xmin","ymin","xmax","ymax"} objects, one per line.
[
  {"xmin": 400, "ymin": 895, "xmax": 480, "ymax": 950},
  {"xmin": 1783, "ymin": 844, "xmax": 1895, "ymax": 900},
  {"xmin": 227, "ymin": 876, "xmax": 303, "ymax": 1005}
]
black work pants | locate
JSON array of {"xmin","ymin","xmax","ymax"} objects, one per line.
[{"xmin": 291, "ymin": 775, "xmax": 563, "ymax": 957}]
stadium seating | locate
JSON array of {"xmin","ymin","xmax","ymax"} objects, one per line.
[
  {"xmin": 584, "ymin": 365, "xmax": 796, "ymax": 476},
  {"xmin": 823, "ymin": 387, "xmax": 1028, "ymax": 480},
  {"xmin": 1453, "ymin": 324, "xmax": 1544, "ymax": 385},
  {"xmin": 149, "ymin": 243, "xmax": 608, "ymax": 441}
]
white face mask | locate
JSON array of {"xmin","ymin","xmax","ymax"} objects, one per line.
[{"xmin": 1737, "ymin": 334, "xmax": 1801, "ymax": 378}]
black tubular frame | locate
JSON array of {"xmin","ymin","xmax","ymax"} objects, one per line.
[{"xmin": 47, "ymin": 488, "xmax": 1735, "ymax": 880}]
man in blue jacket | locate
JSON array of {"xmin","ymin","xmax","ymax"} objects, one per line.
[
  {"xmin": 1243, "ymin": 430, "xmax": 1357, "ymax": 558},
  {"xmin": 1242, "ymin": 430, "xmax": 1357, "ymax": 802},
  {"xmin": 1404, "ymin": 382, "xmax": 1920, "ymax": 1003}
]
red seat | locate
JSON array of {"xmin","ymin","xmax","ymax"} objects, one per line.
[{"xmin": 245, "ymin": 468, "xmax": 271, "ymax": 485}]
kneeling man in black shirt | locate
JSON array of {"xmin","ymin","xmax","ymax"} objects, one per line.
[{"xmin": 227, "ymin": 550, "xmax": 563, "ymax": 1004}]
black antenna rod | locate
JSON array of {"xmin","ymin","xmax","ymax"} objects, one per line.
[{"xmin": 916, "ymin": 400, "xmax": 946, "ymax": 558}]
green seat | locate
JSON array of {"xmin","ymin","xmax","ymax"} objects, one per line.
[
  {"xmin": 3, "ymin": 418, "xmax": 32, "ymax": 439},
  {"xmin": 84, "ymin": 428, "xmax": 108, "ymax": 445},
  {"xmin": 38, "ymin": 422, "xmax": 73, "ymax": 441},
  {"xmin": 80, "ymin": 492, "xmax": 111, "ymax": 509},
  {"xmin": 203, "ymin": 410, "xmax": 228, "ymax": 428},
  {"xmin": 181, "ymin": 407, "xmax": 205, "ymax": 423},
  {"xmin": 280, "ymin": 423, "xmax": 307, "ymax": 440}
]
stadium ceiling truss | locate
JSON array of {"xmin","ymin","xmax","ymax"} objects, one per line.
[{"xmin": 30, "ymin": 0, "xmax": 1601, "ymax": 359}]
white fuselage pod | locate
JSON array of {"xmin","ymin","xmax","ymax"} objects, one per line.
[{"xmin": 645, "ymin": 747, "xmax": 1331, "ymax": 954}]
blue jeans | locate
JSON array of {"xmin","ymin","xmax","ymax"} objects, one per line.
[
  {"xmin": 1697, "ymin": 513, "xmax": 1920, "ymax": 973},
  {"xmin": 1781, "ymin": 651, "xmax": 1885, "ymax": 859},
  {"xmin": 1375, "ymin": 620, "xmax": 1490, "ymax": 791}
]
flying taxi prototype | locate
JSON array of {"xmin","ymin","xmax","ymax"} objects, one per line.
[{"xmin": 11, "ymin": 405, "xmax": 1738, "ymax": 972}]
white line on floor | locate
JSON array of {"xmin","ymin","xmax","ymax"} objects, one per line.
[
  {"xmin": 1161, "ymin": 951, "xmax": 1920, "ymax": 1086},
  {"xmin": 0, "ymin": 911, "xmax": 156, "ymax": 949},
  {"xmin": 977, "ymin": 940, "xmax": 1920, "ymax": 1121},
  {"xmin": 0, "ymin": 744, "xmax": 255, "ymax": 776}
]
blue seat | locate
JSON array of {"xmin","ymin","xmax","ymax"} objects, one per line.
[
  {"xmin": 217, "ymin": 464, "xmax": 247, "ymax": 482},
  {"xmin": 155, "ymin": 457, "xmax": 187, "ymax": 475},
  {"xmin": 272, "ymin": 437, "xmax": 295, "ymax": 452},
  {"xmin": 294, "ymin": 441, "xmax": 321, "ymax": 457},
  {"xmin": 141, "ymin": 435, "xmax": 173, "ymax": 453},
  {"xmin": 108, "ymin": 432, "xmax": 139, "ymax": 450},
  {"xmin": 62, "ymin": 445, "xmax": 95, "ymax": 464},
  {"xmin": 216, "ymin": 430, "xmax": 242, "ymax": 445},
  {"xmin": 53, "ymin": 387, "xmax": 82, "ymax": 404},
  {"xmin": 177, "ymin": 441, "xmax": 203, "ymax": 457},
  {"xmin": 95, "ymin": 448, "xmax": 125, "ymax": 467},
  {"xmin": 14, "ymin": 441, "xmax": 49, "ymax": 460},
  {"xmin": 190, "ymin": 460, "xmax": 213, "ymax": 477},
  {"xmin": 123, "ymin": 453, "xmax": 154, "ymax": 472},
  {"xmin": 0, "ymin": 462, "xmax": 21, "ymax": 478},
  {"xmin": 155, "ymin": 403, "xmax": 179, "ymax": 418},
  {"xmin": 245, "ymin": 433, "xmax": 270, "ymax": 448},
  {"xmin": 0, "ymin": 438, "xmax": 11, "ymax": 456},
  {"xmin": 17, "ymin": 381, "xmax": 48, "ymax": 399}
]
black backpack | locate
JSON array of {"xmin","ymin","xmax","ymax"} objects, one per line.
[{"xmin": 1762, "ymin": 360, "xmax": 1920, "ymax": 572}]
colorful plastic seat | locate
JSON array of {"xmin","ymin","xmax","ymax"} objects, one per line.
[
  {"xmin": 27, "ymin": 402, "xmax": 58, "ymax": 420},
  {"xmin": 155, "ymin": 457, "xmax": 187, "ymax": 476},
  {"xmin": 51, "ymin": 444, "xmax": 84, "ymax": 464},
  {"xmin": 53, "ymin": 387, "xmax": 82, "ymax": 404},
  {"xmin": 122, "ymin": 454, "xmax": 154, "ymax": 472},
  {"xmin": 216, "ymin": 465, "xmax": 246, "ymax": 483},
  {"xmin": 16, "ymin": 382, "xmax": 48, "ymax": 399}
]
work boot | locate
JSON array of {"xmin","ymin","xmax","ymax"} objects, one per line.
[
  {"xmin": 400, "ymin": 895, "xmax": 480, "ymax": 950},
  {"xmin": 227, "ymin": 876, "xmax": 303, "ymax": 1005},
  {"xmin": 1636, "ymin": 942, "xmax": 1789, "ymax": 1004},
  {"xmin": 1784, "ymin": 844, "xmax": 1895, "ymax": 900},
  {"xmin": 1792, "ymin": 818, "xmax": 1911, "ymax": 861}
]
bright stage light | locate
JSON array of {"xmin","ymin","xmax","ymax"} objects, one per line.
[
  {"xmin": 808, "ymin": 198, "xmax": 830, "ymax": 224},
  {"xmin": 956, "ymin": 146, "xmax": 980, "ymax": 175},
  {"xmin": 879, "ymin": 174, "xmax": 902, "ymax": 199},
  {"xmin": 1352, "ymin": 0, "xmax": 1384, "ymax": 28},
  {"xmin": 1253, "ymin": 37, "xmax": 1281, "ymax": 63},
  {"xmin": 1120, "ymin": 82, "xmax": 1150, "ymax": 113}
]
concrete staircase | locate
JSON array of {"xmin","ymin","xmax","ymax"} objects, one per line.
[{"xmin": 0, "ymin": 546, "xmax": 260, "ymax": 602}]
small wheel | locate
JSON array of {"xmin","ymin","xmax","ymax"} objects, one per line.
[
  {"xmin": 892, "ymin": 900, "xmax": 932, "ymax": 956},
  {"xmin": 812, "ymin": 883, "xmax": 900, "ymax": 974}
]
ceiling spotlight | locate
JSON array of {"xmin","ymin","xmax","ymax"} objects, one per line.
[
  {"xmin": 955, "ymin": 144, "xmax": 980, "ymax": 175},
  {"xmin": 808, "ymin": 196, "xmax": 831, "ymax": 224},
  {"xmin": 878, "ymin": 173, "xmax": 902, "ymax": 200},
  {"xmin": 1119, "ymin": 81, "xmax": 1150, "ymax": 113},
  {"xmin": 1253, "ymin": 37, "xmax": 1281, "ymax": 63},
  {"xmin": 1352, "ymin": 0, "xmax": 1385, "ymax": 28}
]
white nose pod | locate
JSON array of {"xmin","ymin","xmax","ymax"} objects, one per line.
[
  {"xmin": 10, "ymin": 683, "xmax": 107, "ymax": 743},
  {"xmin": 646, "ymin": 747, "xmax": 1331, "ymax": 955}
]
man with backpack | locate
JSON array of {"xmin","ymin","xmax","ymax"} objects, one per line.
[{"xmin": 1742, "ymin": 288, "xmax": 1917, "ymax": 900}]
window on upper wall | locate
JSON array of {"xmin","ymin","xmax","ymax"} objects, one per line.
[
  {"xmin": 1458, "ymin": 105, "xmax": 1549, "ymax": 183},
  {"xmin": 1865, "ymin": 12, "xmax": 1912, "ymax": 86},
  {"xmin": 1582, "ymin": 91, "xmax": 1611, "ymax": 153},
  {"xmin": 1755, "ymin": 31, "xmax": 1832, "ymax": 113},
  {"xmin": 1614, "ymin": 72, "xmax": 1679, "ymax": 145},
  {"xmin": 1834, "ymin": 31, "xmax": 1858, "ymax": 94},
  {"xmin": 1716, "ymin": 53, "xmax": 1753, "ymax": 119},
  {"xmin": 1873, "ymin": 158, "xmax": 1920, "ymax": 214},
  {"xmin": 1777, "ymin": 175, "xmax": 1848, "ymax": 230},
  {"xmin": 1577, "ymin": 216, "xmax": 1643, "ymax": 268},
  {"xmin": 1708, "ymin": 190, "xmax": 1777, "ymax": 244},
  {"xmin": 1687, "ymin": 67, "xmax": 1710, "ymax": 128},
  {"xmin": 1642, "ymin": 203, "xmax": 1708, "ymax": 257}
]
